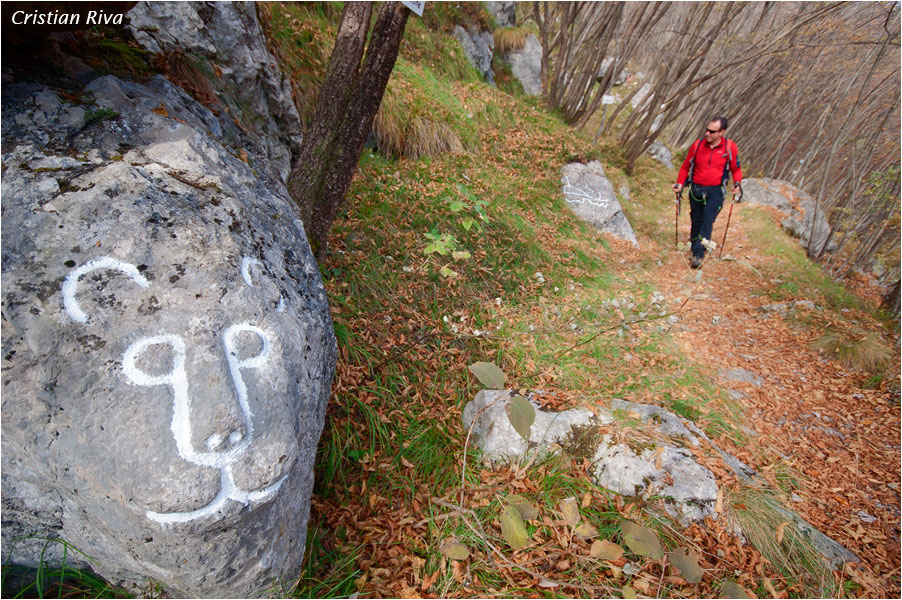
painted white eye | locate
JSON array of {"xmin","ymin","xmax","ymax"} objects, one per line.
[
  {"xmin": 223, "ymin": 324, "xmax": 270, "ymax": 369},
  {"xmin": 123, "ymin": 335, "xmax": 186, "ymax": 387}
]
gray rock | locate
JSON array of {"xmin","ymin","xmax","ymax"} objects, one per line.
[
  {"xmin": 757, "ymin": 300, "xmax": 817, "ymax": 317},
  {"xmin": 609, "ymin": 399, "xmax": 757, "ymax": 483},
  {"xmin": 740, "ymin": 178, "xmax": 837, "ymax": 254},
  {"xmin": 739, "ymin": 178, "xmax": 793, "ymax": 212},
  {"xmin": 485, "ymin": 1, "xmax": 516, "ymax": 28},
  {"xmin": 126, "ymin": 1, "xmax": 303, "ymax": 183},
  {"xmin": 719, "ymin": 367, "xmax": 764, "ymax": 387},
  {"xmin": 1, "ymin": 79, "xmax": 336, "ymax": 597},
  {"xmin": 462, "ymin": 390, "xmax": 598, "ymax": 463},
  {"xmin": 618, "ymin": 183, "xmax": 630, "ymax": 202},
  {"xmin": 453, "ymin": 26, "xmax": 495, "ymax": 85},
  {"xmin": 561, "ymin": 161, "xmax": 639, "ymax": 246},
  {"xmin": 506, "ymin": 34, "xmax": 542, "ymax": 96},
  {"xmin": 856, "ymin": 510, "xmax": 876, "ymax": 523},
  {"xmin": 34, "ymin": 89, "xmax": 61, "ymax": 114},
  {"xmin": 646, "ymin": 141, "xmax": 673, "ymax": 169},
  {"xmin": 631, "ymin": 83, "xmax": 653, "ymax": 109},
  {"xmin": 597, "ymin": 57, "xmax": 627, "ymax": 86},
  {"xmin": 592, "ymin": 440, "xmax": 719, "ymax": 524},
  {"xmin": 757, "ymin": 302, "xmax": 790, "ymax": 316},
  {"xmin": 59, "ymin": 106, "xmax": 86, "ymax": 129},
  {"xmin": 609, "ymin": 399, "xmax": 700, "ymax": 446}
]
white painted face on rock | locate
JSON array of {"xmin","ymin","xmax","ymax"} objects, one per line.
[{"xmin": 62, "ymin": 256, "xmax": 294, "ymax": 525}]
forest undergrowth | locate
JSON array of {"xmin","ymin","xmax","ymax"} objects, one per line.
[
  {"xmin": 281, "ymin": 7, "xmax": 900, "ymax": 598},
  {"xmin": 3, "ymin": 4, "xmax": 896, "ymax": 599},
  {"xmin": 257, "ymin": 4, "xmax": 900, "ymax": 599}
]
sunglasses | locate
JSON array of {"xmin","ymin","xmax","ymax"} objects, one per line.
[{"xmin": 705, "ymin": 128, "xmax": 722, "ymax": 134}]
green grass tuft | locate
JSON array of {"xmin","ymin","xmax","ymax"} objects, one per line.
[{"xmin": 1, "ymin": 538, "xmax": 132, "ymax": 599}]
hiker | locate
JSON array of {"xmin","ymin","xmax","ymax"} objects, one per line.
[{"xmin": 672, "ymin": 116, "xmax": 742, "ymax": 268}]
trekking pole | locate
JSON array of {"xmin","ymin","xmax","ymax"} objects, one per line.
[
  {"xmin": 718, "ymin": 186, "xmax": 742, "ymax": 258},
  {"xmin": 674, "ymin": 189, "xmax": 682, "ymax": 249}
]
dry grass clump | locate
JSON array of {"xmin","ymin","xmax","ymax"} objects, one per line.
[
  {"xmin": 494, "ymin": 27, "xmax": 528, "ymax": 54},
  {"xmin": 810, "ymin": 327, "xmax": 892, "ymax": 372},
  {"xmin": 373, "ymin": 102, "xmax": 464, "ymax": 160},
  {"xmin": 373, "ymin": 102, "xmax": 405, "ymax": 158},
  {"xmin": 406, "ymin": 117, "xmax": 464, "ymax": 160},
  {"xmin": 728, "ymin": 486, "xmax": 835, "ymax": 596}
]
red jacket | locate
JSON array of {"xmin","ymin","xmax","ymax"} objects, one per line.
[{"xmin": 677, "ymin": 138, "xmax": 742, "ymax": 187}]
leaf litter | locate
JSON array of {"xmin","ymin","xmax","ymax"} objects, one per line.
[{"xmin": 302, "ymin": 77, "xmax": 898, "ymax": 598}]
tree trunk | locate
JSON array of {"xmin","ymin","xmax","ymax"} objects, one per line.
[
  {"xmin": 287, "ymin": 2, "xmax": 410, "ymax": 261},
  {"xmin": 881, "ymin": 279, "xmax": 901, "ymax": 319}
]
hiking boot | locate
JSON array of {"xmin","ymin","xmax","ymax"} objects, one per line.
[{"xmin": 690, "ymin": 255, "xmax": 703, "ymax": 269}]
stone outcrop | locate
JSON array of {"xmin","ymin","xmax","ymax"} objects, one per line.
[
  {"xmin": 453, "ymin": 26, "xmax": 495, "ymax": 85},
  {"xmin": 506, "ymin": 33, "xmax": 542, "ymax": 96},
  {"xmin": 1, "ymin": 73, "xmax": 336, "ymax": 597},
  {"xmin": 646, "ymin": 141, "xmax": 673, "ymax": 169},
  {"xmin": 462, "ymin": 393, "xmax": 718, "ymax": 523},
  {"xmin": 597, "ymin": 57, "xmax": 627, "ymax": 86},
  {"xmin": 741, "ymin": 178, "xmax": 837, "ymax": 254},
  {"xmin": 561, "ymin": 161, "xmax": 639, "ymax": 246},
  {"xmin": 462, "ymin": 390, "xmax": 595, "ymax": 463},
  {"xmin": 484, "ymin": 1, "xmax": 517, "ymax": 28},
  {"xmin": 462, "ymin": 392, "xmax": 859, "ymax": 564},
  {"xmin": 126, "ymin": 2, "xmax": 303, "ymax": 183},
  {"xmin": 592, "ymin": 442, "xmax": 719, "ymax": 524}
]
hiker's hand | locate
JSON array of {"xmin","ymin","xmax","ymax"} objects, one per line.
[
  {"xmin": 672, "ymin": 183, "xmax": 683, "ymax": 193},
  {"xmin": 732, "ymin": 184, "xmax": 741, "ymax": 197}
]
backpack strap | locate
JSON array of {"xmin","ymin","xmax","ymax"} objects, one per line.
[
  {"xmin": 721, "ymin": 138, "xmax": 733, "ymax": 186},
  {"xmin": 686, "ymin": 138, "xmax": 703, "ymax": 185}
]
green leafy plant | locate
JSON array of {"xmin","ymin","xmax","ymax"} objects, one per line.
[
  {"xmin": 467, "ymin": 362, "xmax": 506, "ymax": 388},
  {"xmin": 500, "ymin": 505, "xmax": 530, "ymax": 550},
  {"xmin": 449, "ymin": 184, "xmax": 490, "ymax": 232},
  {"xmin": 423, "ymin": 231, "xmax": 458, "ymax": 256},
  {"xmin": 505, "ymin": 395, "xmax": 535, "ymax": 440}
]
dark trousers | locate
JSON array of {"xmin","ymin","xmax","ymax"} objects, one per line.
[{"xmin": 688, "ymin": 184, "xmax": 724, "ymax": 258}]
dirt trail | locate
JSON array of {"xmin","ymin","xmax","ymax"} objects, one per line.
[{"xmin": 649, "ymin": 206, "xmax": 900, "ymax": 595}]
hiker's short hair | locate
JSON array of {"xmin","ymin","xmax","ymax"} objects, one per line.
[{"xmin": 711, "ymin": 116, "xmax": 729, "ymax": 131}]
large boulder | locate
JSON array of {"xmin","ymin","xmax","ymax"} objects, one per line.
[
  {"xmin": 506, "ymin": 33, "xmax": 542, "ymax": 96},
  {"xmin": 1, "ymin": 75, "xmax": 336, "ymax": 597},
  {"xmin": 597, "ymin": 57, "xmax": 627, "ymax": 86},
  {"xmin": 646, "ymin": 141, "xmax": 673, "ymax": 169},
  {"xmin": 561, "ymin": 161, "xmax": 639, "ymax": 246},
  {"xmin": 125, "ymin": 2, "xmax": 303, "ymax": 184},
  {"xmin": 484, "ymin": 1, "xmax": 517, "ymax": 28},
  {"xmin": 453, "ymin": 26, "xmax": 495, "ymax": 85},
  {"xmin": 741, "ymin": 178, "xmax": 837, "ymax": 254}
]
